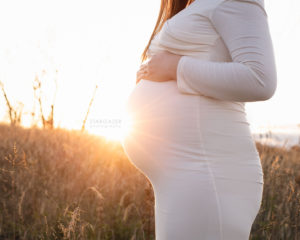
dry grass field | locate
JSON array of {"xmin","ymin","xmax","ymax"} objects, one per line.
[{"xmin": 0, "ymin": 122, "xmax": 299, "ymax": 239}]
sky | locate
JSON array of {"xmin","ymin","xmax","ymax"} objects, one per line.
[
  {"xmin": 246, "ymin": 0, "xmax": 300, "ymax": 131},
  {"xmin": 0, "ymin": 0, "xmax": 299, "ymax": 140}
]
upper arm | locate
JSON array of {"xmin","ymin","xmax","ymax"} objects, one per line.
[{"xmin": 210, "ymin": 0, "xmax": 277, "ymax": 99}]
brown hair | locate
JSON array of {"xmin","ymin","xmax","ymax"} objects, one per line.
[{"xmin": 140, "ymin": 0, "xmax": 194, "ymax": 63}]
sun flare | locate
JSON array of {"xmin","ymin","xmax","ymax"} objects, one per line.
[
  {"xmin": 88, "ymin": 110, "xmax": 134, "ymax": 142},
  {"xmin": 120, "ymin": 112, "xmax": 134, "ymax": 140},
  {"xmin": 111, "ymin": 112, "xmax": 134, "ymax": 141}
]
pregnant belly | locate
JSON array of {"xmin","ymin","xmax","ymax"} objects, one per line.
[
  {"xmin": 124, "ymin": 79, "xmax": 196, "ymax": 131},
  {"xmin": 122, "ymin": 79, "xmax": 202, "ymax": 142},
  {"xmin": 121, "ymin": 79, "xmax": 264, "ymax": 184},
  {"xmin": 121, "ymin": 79, "xmax": 200, "ymax": 175},
  {"xmin": 122, "ymin": 79, "xmax": 251, "ymax": 149}
]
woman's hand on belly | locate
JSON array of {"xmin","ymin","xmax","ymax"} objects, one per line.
[{"xmin": 136, "ymin": 50, "xmax": 183, "ymax": 84}]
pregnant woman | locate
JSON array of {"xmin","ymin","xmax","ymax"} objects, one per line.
[{"xmin": 122, "ymin": 0, "xmax": 277, "ymax": 239}]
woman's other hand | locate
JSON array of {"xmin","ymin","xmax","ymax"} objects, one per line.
[{"xmin": 136, "ymin": 51, "xmax": 182, "ymax": 84}]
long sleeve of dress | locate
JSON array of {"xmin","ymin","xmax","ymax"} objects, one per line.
[{"xmin": 176, "ymin": 0, "xmax": 277, "ymax": 102}]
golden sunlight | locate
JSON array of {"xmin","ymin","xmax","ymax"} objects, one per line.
[
  {"xmin": 0, "ymin": 0, "xmax": 299, "ymax": 143},
  {"xmin": 85, "ymin": 109, "xmax": 134, "ymax": 142},
  {"xmin": 120, "ymin": 112, "xmax": 134, "ymax": 140},
  {"xmin": 107, "ymin": 112, "xmax": 134, "ymax": 141}
]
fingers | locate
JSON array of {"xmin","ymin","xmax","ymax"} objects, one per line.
[
  {"xmin": 139, "ymin": 63, "xmax": 148, "ymax": 73},
  {"xmin": 136, "ymin": 69, "xmax": 143, "ymax": 84},
  {"xmin": 136, "ymin": 71, "xmax": 141, "ymax": 84},
  {"xmin": 136, "ymin": 69, "xmax": 147, "ymax": 84},
  {"xmin": 136, "ymin": 63, "xmax": 149, "ymax": 84}
]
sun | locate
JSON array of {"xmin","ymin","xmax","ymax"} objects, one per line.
[
  {"xmin": 94, "ymin": 111, "xmax": 134, "ymax": 142},
  {"xmin": 120, "ymin": 112, "xmax": 134, "ymax": 140}
]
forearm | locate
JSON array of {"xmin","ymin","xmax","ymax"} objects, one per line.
[{"xmin": 176, "ymin": 55, "xmax": 277, "ymax": 102}]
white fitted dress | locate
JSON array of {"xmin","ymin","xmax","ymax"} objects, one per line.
[{"xmin": 122, "ymin": 0, "xmax": 277, "ymax": 239}]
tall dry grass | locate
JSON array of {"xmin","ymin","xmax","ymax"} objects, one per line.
[{"xmin": 0, "ymin": 122, "xmax": 299, "ymax": 239}]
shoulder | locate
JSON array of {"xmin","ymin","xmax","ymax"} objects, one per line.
[
  {"xmin": 208, "ymin": 0, "xmax": 267, "ymax": 19},
  {"xmin": 215, "ymin": 0, "xmax": 265, "ymax": 8}
]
